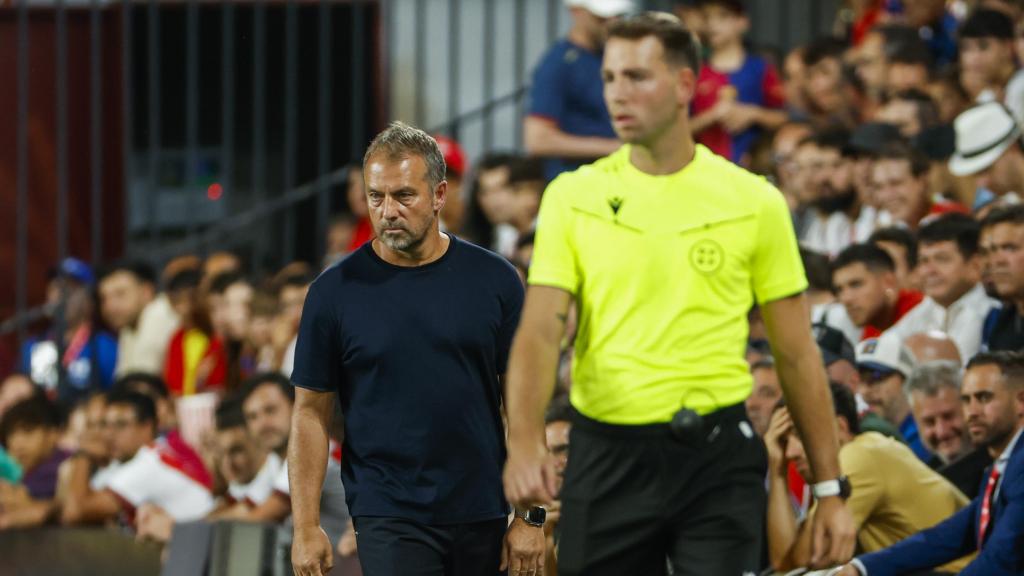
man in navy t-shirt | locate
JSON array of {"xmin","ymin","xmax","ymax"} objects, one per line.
[
  {"xmin": 288, "ymin": 122, "xmax": 543, "ymax": 576},
  {"xmin": 524, "ymin": 0, "xmax": 634, "ymax": 181}
]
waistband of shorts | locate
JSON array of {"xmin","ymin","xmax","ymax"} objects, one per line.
[{"xmin": 570, "ymin": 403, "xmax": 747, "ymax": 439}]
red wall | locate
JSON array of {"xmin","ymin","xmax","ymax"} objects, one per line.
[{"xmin": 0, "ymin": 6, "xmax": 125, "ymax": 372}]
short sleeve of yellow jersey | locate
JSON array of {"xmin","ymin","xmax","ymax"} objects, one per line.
[
  {"xmin": 527, "ymin": 177, "xmax": 578, "ymax": 295},
  {"xmin": 751, "ymin": 185, "xmax": 808, "ymax": 305}
]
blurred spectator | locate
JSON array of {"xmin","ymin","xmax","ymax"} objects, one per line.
[
  {"xmin": 543, "ymin": 394, "xmax": 573, "ymax": 576},
  {"xmin": 524, "ymin": 0, "xmax": 630, "ymax": 181},
  {"xmin": 766, "ymin": 382, "xmax": 969, "ymax": 572},
  {"xmin": 690, "ymin": 0, "xmax": 786, "ymax": 165},
  {"xmin": 832, "ymin": 243, "xmax": 923, "ymax": 340},
  {"xmin": 841, "ymin": 351, "xmax": 1024, "ymax": 576},
  {"xmin": 855, "ymin": 333, "xmax": 930, "ymax": 461},
  {"xmin": 272, "ymin": 266, "xmax": 313, "ymax": 377},
  {"xmin": 60, "ymin": 390, "xmax": 213, "ymax": 527},
  {"xmin": 344, "ymin": 164, "xmax": 374, "ymax": 253},
  {"xmin": 868, "ymin": 226, "xmax": 920, "ymax": 290},
  {"xmin": 905, "ymin": 330, "xmax": 963, "ymax": 364},
  {"xmin": 208, "ymin": 271, "xmax": 256, "ymax": 391},
  {"xmin": 850, "ymin": 25, "xmax": 890, "ymax": 110},
  {"xmin": 0, "ymin": 445, "xmax": 19, "ymax": 484},
  {"xmin": 0, "ymin": 374, "xmax": 36, "ymax": 424},
  {"xmin": 745, "ymin": 357, "xmax": 782, "ymax": 436},
  {"xmin": 463, "ymin": 152, "xmax": 521, "ymax": 256},
  {"xmin": 506, "ymin": 156, "xmax": 545, "ymax": 240},
  {"xmin": 670, "ymin": 0, "xmax": 707, "ymax": 45},
  {"xmin": 845, "ymin": 122, "xmax": 902, "ymax": 225},
  {"xmin": 249, "ymin": 290, "xmax": 280, "ymax": 372},
  {"xmin": 806, "ymin": 249, "xmax": 862, "ymax": 346},
  {"xmin": 959, "ymin": 9, "xmax": 1021, "ymax": 118},
  {"xmin": 870, "ymin": 145, "xmax": 934, "ymax": 230},
  {"xmin": 799, "ymin": 130, "xmax": 871, "ymax": 256},
  {"xmin": 884, "ymin": 35, "xmax": 933, "ymax": 94},
  {"xmin": 874, "ymin": 89, "xmax": 939, "ymax": 138},
  {"xmin": 201, "ymin": 252, "xmax": 242, "ymax": 285},
  {"xmin": 0, "ymin": 395, "xmax": 68, "ymax": 529},
  {"xmin": 98, "ymin": 261, "xmax": 179, "ymax": 377},
  {"xmin": 981, "ymin": 205, "xmax": 1024, "ymax": 351},
  {"xmin": 114, "ymin": 373, "xmax": 212, "ymax": 491},
  {"xmin": 434, "ymin": 135, "xmax": 467, "ymax": 234},
  {"xmin": 21, "ymin": 259, "xmax": 116, "ymax": 402},
  {"xmin": 324, "ymin": 215, "xmax": 356, "ymax": 268},
  {"xmin": 781, "ymin": 46, "xmax": 810, "ymax": 116},
  {"xmin": 207, "ymin": 399, "xmax": 280, "ymax": 518},
  {"xmin": 949, "ymin": 101, "xmax": 1024, "ymax": 199},
  {"xmin": 802, "ymin": 37, "xmax": 860, "ymax": 128},
  {"xmin": 900, "ymin": 0, "xmax": 959, "ymax": 68},
  {"xmin": 887, "ymin": 214, "xmax": 999, "ymax": 359},
  {"xmin": 906, "ymin": 361, "xmax": 994, "ymax": 496},
  {"xmin": 514, "ymin": 230, "xmax": 536, "ymax": 274},
  {"xmin": 928, "ymin": 67, "xmax": 972, "ymax": 124},
  {"xmin": 164, "ymin": 267, "xmax": 226, "ymax": 396},
  {"xmin": 770, "ymin": 122, "xmax": 813, "ymax": 210}
]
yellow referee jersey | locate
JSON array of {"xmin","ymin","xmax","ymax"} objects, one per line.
[{"xmin": 528, "ymin": 144, "xmax": 807, "ymax": 424}]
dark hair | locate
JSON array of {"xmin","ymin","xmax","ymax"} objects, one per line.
[
  {"xmin": 888, "ymin": 38, "xmax": 933, "ymax": 69},
  {"xmin": 869, "ymin": 226, "xmax": 919, "ymax": 269},
  {"xmin": 696, "ymin": 0, "xmax": 745, "ymax": 14},
  {"xmin": 832, "ymin": 243, "xmax": 896, "ymax": 276},
  {"xmin": 830, "ymin": 381, "xmax": 861, "ymax": 435},
  {"xmin": 113, "ymin": 372, "xmax": 169, "ymax": 399},
  {"xmin": 516, "ymin": 230, "xmax": 536, "ymax": 251},
  {"xmin": 215, "ymin": 398, "xmax": 247, "ymax": 431},
  {"xmin": 507, "ymin": 157, "xmax": 546, "ymax": 186},
  {"xmin": 801, "ymin": 248, "xmax": 832, "ymax": 292},
  {"xmin": 462, "ymin": 152, "xmax": 519, "ymax": 248},
  {"xmin": 105, "ymin": 390, "xmax": 158, "ymax": 430},
  {"xmin": 363, "ymin": 121, "xmax": 446, "ymax": 190},
  {"xmin": 97, "ymin": 260, "xmax": 157, "ymax": 287},
  {"xmin": 278, "ymin": 272, "xmax": 313, "ymax": 291},
  {"xmin": 873, "ymin": 141, "xmax": 931, "ymax": 177},
  {"xmin": 167, "ymin": 268, "xmax": 202, "ymax": 293},
  {"xmin": 809, "ymin": 128, "xmax": 851, "ymax": 154},
  {"xmin": 917, "ymin": 212, "xmax": 980, "ymax": 259},
  {"xmin": 889, "ymin": 88, "xmax": 939, "ymax": 132},
  {"xmin": 545, "ymin": 393, "xmax": 574, "ymax": 425},
  {"xmin": 607, "ymin": 12, "xmax": 702, "ymax": 74},
  {"xmin": 966, "ymin": 351, "xmax": 1024, "ymax": 388},
  {"xmin": 0, "ymin": 395, "xmax": 62, "ymax": 444},
  {"xmin": 802, "ymin": 37, "xmax": 846, "ymax": 68},
  {"xmin": 960, "ymin": 9, "xmax": 1015, "ymax": 40},
  {"xmin": 238, "ymin": 372, "xmax": 295, "ymax": 406},
  {"xmin": 209, "ymin": 270, "xmax": 249, "ymax": 296},
  {"xmin": 981, "ymin": 204, "xmax": 1024, "ymax": 230}
]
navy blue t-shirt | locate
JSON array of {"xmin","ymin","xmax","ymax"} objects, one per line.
[
  {"xmin": 528, "ymin": 39, "xmax": 616, "ymax": 182},
  {"xmin": 291, "ymin": 235, "xmax": 524, "ymax": 524}
]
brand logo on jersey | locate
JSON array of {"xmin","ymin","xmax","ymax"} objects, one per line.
[
  {"xmin": 608, "ymin": 196, "xmax": 624, "ymax": 216},
  {"xmin": 689, "ymin": 239, "xmax": 724, "ymax": 274}
]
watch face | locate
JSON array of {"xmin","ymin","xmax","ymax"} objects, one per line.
[{"xmin": 527, "ymin": 506, "xmax": 546, "ymax": 525}]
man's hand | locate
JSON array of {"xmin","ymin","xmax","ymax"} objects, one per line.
[
  {"xmin": 809, "ymin": 496, "xmax": 856, "ymax": 569},
  {"xmin": 721, "ymin": 103, "xmax": 760, "ymax": 133},
  {"xmin": 292, "ymin": 525, "xmax": 333, "ymax": 576},
  {"xmin": 764, "ymin": 407, "xmax": 793, "ymax": 478},
  {"xmin": 500, "ymin": 517, "xmax": 546, "ymax": 576},
  {"xmin": 136, "ymin": 504, "xmax": 175, "ymax": 543},
  {"xmin": 503, "ymin": 439, "xmax": 559, "ymax": 508}
]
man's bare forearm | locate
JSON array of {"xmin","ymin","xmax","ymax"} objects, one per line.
[
  {"xmin": 505, "ymin": 287, "xmax": 571, "ymax": 446},
  {"xmin": 766, "ymin": 466, "xmax": 798, "ymax": 568},
  {"xmin": 523, "ymin": 118, "xmax": 620, "ymax": 160},
  {"xmin": 288, "ymin": 388, "xmax": 334, "ymax": 530},
  {"xmin": 776, "ymin": 351, "xmax": 842, "ymax": 482}
]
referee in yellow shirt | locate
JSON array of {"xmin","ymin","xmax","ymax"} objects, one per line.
[{"xmin": 503, "ymin": 12, "xmax": 856, "ymax": 576}]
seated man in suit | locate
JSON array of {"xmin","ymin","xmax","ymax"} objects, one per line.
[{"xmin": 836, "ymin": 350, "xmax": 1024, "ymax": 576}]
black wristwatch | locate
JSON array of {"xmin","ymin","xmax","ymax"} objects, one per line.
[
  {"xmin": 811, "ymin": 475, "xmax": 852, "ymax": 500},
  {"xmin": 516, "ymin": 506, "xmax": 546, "ymax": 527}
]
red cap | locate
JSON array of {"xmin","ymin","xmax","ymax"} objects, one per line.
[{"xmin": 434, "ymin": 135, "xmax": 466, "ymax": 177}]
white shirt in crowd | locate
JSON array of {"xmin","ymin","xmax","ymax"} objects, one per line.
[
  {"xmin": 227, "ymin": 452, "xmax": 282, "ymax": 507},
  {"xmin": 885, "ymin": 283, "xmax": 999, "ymax": 360},
  {"xmin": 115, "ymin": 293, "xmax": 180, "ymax": 377},
  {"xmin": 801, "ymin": 207, "xmax": 877, "ymax": 259},
  {"xmin": 106, "ymin": 443, "xmax": 214, "ymax": 522}
]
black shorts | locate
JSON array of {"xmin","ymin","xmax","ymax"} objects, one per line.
[
  {"xmin": 353, "ymin": 516, "xmax": 508, "ymax": 576},
  {"xmin": 557, "ymin": 403, "xmax": 768, "ymax": 576}
]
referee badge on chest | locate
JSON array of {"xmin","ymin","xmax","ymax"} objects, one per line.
[{"xmin": 689, "ymin": 238, "xmax": 724, "ymax": 275}]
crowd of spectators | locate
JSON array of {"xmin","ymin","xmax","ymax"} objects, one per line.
[{"xmin": 3, "ymin": 0, "xmax": 1024, "ymax": 574}]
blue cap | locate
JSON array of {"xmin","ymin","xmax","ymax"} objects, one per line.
[{"xmin": 53, "ymin": 258, "xmax": 94, "ymax": 286}]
